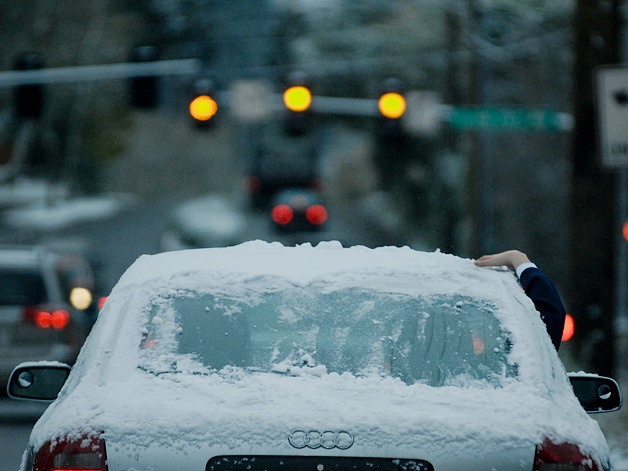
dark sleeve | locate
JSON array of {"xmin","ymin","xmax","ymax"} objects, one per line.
[{"xmin": 518, "ymin": 267, "xmax": 566, "ymax": 351}]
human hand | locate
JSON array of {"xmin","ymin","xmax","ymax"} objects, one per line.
[{"xmin": 474, "ymin": 250, "xmax": 531, "ymax": 271}]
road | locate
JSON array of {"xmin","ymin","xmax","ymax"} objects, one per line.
[{"xmin": 0, "ymin": 400, "xmax": 47, "ymax": 471}]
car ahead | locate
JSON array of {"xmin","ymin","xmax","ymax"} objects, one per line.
[
  {"xmin": 7, "ymin": 242, "xmax": 623, "ymax": 471},
  {"xmin": 270, "ymin": 188, "xmax": 328, "ymax": 233},
  {"xmin": 0, "ymin": 246, "xmax": 91, "ymax": 391},
  {"xmin": 243, "ymin": 121, "xmax": 322, "ymax": 211}
]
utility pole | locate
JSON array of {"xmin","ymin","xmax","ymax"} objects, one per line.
[
  {"xmin": 570, "ymin": 0, "xmax": 621, "ymax": 376},
  {"xmin": 466, "ymin": 0, "xmax": 484, "ymax": 257},
  {"xmin": 443, "ymin": 3, "xmax": 464, "ymax": 254}
]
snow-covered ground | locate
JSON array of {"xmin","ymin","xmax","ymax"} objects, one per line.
[{"xmin": 0, "ymin": 178, "xmax": 136, "ymax": 231}]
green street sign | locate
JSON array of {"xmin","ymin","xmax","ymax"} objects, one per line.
[{"xmin": 447, "ymin": 107, "xmax": 572, "ymax": 131}]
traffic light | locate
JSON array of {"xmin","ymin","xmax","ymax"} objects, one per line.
[
  {"xmin": 13, "ymin": 52, "xmax": 45, "ymax": 119},
  {"xmin": 623, "ymin": 221, "xmax": 628, "ymax": 243},
  {"xmin": 129, "ymin": 46, "xmax": 159, "ymax": 109},
  {"xmin": 282, "ymin": 71, "xmax": 312, "ymax": 135},
  {"xmin": 189, "ymin": 78, "xmax": 219, "ymax": 129},
  {"xmin": 377, "ymin": 78, "xmax": 406, "ymax": 138}
]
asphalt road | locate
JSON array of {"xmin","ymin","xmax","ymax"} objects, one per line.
[{"xmin": 0, "ymin": 400, "xmax": 47, "ymax": 471}]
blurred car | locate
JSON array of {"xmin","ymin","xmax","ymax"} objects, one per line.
[
  {"xmin": 270, "ymin": 188, "xmax": 328, "ymax": 233},
  {"xmin": 159, "ymin": 194, "xmax": 248, "ymax": 251},
  {"xmin": 7, "ymin": 242, "xmax": 622, "ymax": 471},
  {"xmin": 0, "ymin": 245, "xmax": 91, "ymax": 391},
  {"xmin": 243, "ymin": 122, "xmax": 322, "ymax": 210},
  {"xmin": 51, "ymin": 249, "xmax": 101, "ymax": 325}
]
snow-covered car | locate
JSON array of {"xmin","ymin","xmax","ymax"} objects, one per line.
[{"xmin": 7, "ymin": 242, "xmax": 622, "ymax": 470}]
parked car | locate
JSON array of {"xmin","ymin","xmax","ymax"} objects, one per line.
[
  {"xmin": 0, "ymin": 245, "xmax": 91, "ymax": 391},
  {"xmin": 7, "ymin": 242, "xmax": 622, "ymax": 470}
]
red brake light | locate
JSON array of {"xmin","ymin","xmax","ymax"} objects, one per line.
[
  {"xmin": 23, "ymin": 307, "xmax": 70, "ymax": 330},
  {"xmin": 51, "ymin": 309, "xmax": 71, "ymax": 329},
  {"xmin": 562, "ymin": 313, "xmax": 575, "ymax": 342},
  {"xmin": 534, "ymin": 438, "xmax": 600, "ymax": 470},
  {"xmin": 306, "ymin": 204, "xmax": 328, "ymax": 225},
  {"xmin": 34, "ymin": 434, "xmax": 107, "ymax": 471},
  {"xmin": 272, "ymin": 204, "xmax": 294, "ymax": 225},
  {"xmin": 98, "ymin": 296, "xmax": 108, "ymax": 310}
]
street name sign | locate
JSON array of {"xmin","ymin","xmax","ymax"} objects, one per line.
[
  {"xmin": 447, "ymin": 107, "xmax": 573, "ymax": 131},
  {"xmin": 597, "ymin": 66, "xmax": 628, "ymax": 169}
]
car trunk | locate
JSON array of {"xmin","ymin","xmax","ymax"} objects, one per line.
[{"xmin": 98, "ymin": 373, "xmax": 539, "ymax": 471}]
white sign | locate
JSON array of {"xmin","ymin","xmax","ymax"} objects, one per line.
[
  {"xmin": 403, "ymin": 91, "xmax": 445, "ymax": 136},
  {"xmin": 597, "ymin": 66, "xmax": 628, "ymax": 169},
  {"xmin": 229, "ymin": 79, "xmax": 273, "ymax": 122}
]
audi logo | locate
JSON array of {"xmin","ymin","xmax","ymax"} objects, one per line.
[{"xmin": 288, "ymin": 430, "xmax": 354, "ymax": 450}]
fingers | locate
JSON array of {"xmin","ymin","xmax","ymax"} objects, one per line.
[
  {"xmin": 473, "ymin": 254, "xmax": 504, "ymax": 268},
  {"xmin": 473, "ymin": 250, "xmax": 530, "ymax": 270}
]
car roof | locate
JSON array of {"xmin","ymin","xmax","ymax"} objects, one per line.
[
  {"xmin": 112, "ymin": 241, "xmax": 528, "ymax": 315},
  {"xmin": 116, "ymin": 241, "xmax": 474, "ymax": 287},
  {"xmin": 0, "ymin": 245, "xmax": 51, "ymax": 267},
  {"xmin": 0, "ymin": 245, "xmax": 92, "ymax": 274}
]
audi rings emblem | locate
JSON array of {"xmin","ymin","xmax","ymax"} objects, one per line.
[{"xmin": 288, "ymin": 430, "xmax": 354, "ymax": 450}]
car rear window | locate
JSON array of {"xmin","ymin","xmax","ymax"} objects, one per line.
[
  {"xmin": 0, "ymin": 268, "xmax": 47, "ymax": 305},
  {"xmin": 139, "ymin": 282, "xmax": 515, "ymax": 388}
]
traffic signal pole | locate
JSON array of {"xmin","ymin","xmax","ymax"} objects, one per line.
[
  {"xmin": 570, "ymin": 0, "xmax": 621, "ymax": 377},
  {"xmin": 0, "ymin": 59, "xmax": 201, "ymax": 87}
]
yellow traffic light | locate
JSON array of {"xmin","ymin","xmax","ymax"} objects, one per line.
[
  {"xmin": 283, "ymin": 85, "xmax": 312, "ymax": 112},
  {"xmin": 189, "ymin": 95, "xmax": 218, "ymax": 122},
  {"xmin": 623, "ymin": 221, "xmax": 628, "ymax": 243},
  {"xmin": 378, "ymin": 92, "xmax": 406, "ymax": 119}
]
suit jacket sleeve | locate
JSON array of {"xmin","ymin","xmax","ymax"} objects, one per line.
[{"xmin": 518, "ymin": 267, "xmax": 566, "ymax": 351}]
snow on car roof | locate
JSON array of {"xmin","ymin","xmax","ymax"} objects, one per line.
[{"xmin": 116, "ymin": 240, "xmax": 498, "ymax": 291}]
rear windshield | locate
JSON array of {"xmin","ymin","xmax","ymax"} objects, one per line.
[
  {"xmin": 139, "ymin": 282, "xmax": 515, "ymax": 387},
  {"xmin": 0, "ymin": 269, "xmax": 47, "ymax": 305}
]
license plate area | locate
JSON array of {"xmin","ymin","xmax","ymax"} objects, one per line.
[{"xmin": 207, "ymin": 456, "xmax": 434, "ymax": 471}]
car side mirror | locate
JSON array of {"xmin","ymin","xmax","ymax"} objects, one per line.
[
  {"xmin": 7, "ymin": 362, "xmax": 72, "ymax": 402},
  {"xmin": 568, "ymin": 373, "xmax": 623, "ymax": 413}
]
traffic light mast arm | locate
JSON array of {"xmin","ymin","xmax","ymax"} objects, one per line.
[{"xmin": 0, "ymin": 59, "xmax": 201, "ymax": 87}]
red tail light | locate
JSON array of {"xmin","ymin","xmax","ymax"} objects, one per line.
[
  {"xmin": 562, "ymin": 313, "xmax": 575, "ymax": 342},
  {"xmin": 34, "ymin": 434, "xmax": 107, "ymax": 471},
  {"xmin": 534, "ymin": 438, "xmax": 600, "ymax": 470},
  {"xmin": 306, "ymin": 204, "xmax": 328, "ymax": 225},
  {"xmin": 98, "ymin": 296, "xmax": 108, "ymax": 310},
  {"xmin": 272, "ymin": 204, "xmax": 294, "ymax": 225},
  {"xmin": 23, "ymin": 307, "xmax": 71, "ymax": 330}
]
